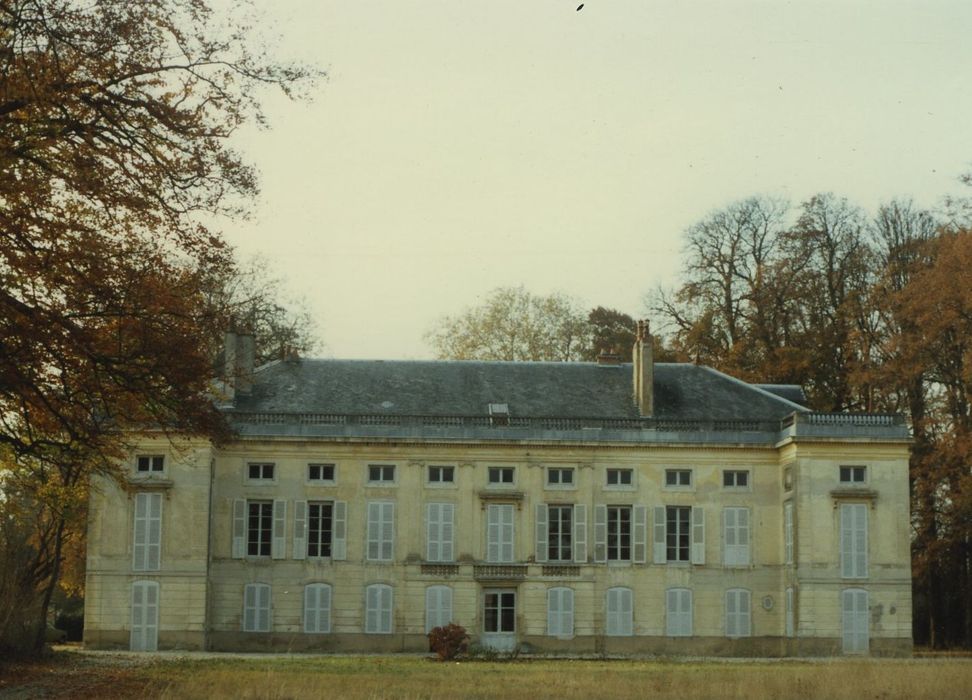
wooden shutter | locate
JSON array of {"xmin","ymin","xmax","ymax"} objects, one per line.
[
  {"xmin": 691, "ymin": 507, "xmax": 705, "ymax": 565},
  {"xmin": 381, "ymin": 502, "xmax": 395, "ymax": 561},
  {"xmin": 842, "ymin": 588, "xmax": 869, "ymax": 653},
  {"xmin": 500, "ymin": 504, "xmax": 514, "ymax": 563},
  {"xmin": 785, "ymin": 587, "xmax": 795, "ymax": 637},
  {"xmin": 304, "ymin": 584, "xmax": 331, "ymax": 633},
  {"xmin": 441, "ymin": 503, "xmax": 454, "ymax": 562},
  {"xmin": 147, "ymin": 494, "xmax": 162, "ymax": 570},
  {"xmin": 784, "ymin": 502, "xmax": 794, "ymax": 564},
  {"xmin": 738, "ymin": 590, "xmax": 751, "ymax": 636},
  {"xmin": 332, "ymin": 501, "xmax": 347, "ymax": 560},
  {"xmin": 367, "ymin": 502, "xmax": 381, "ymax": 561},
  {"xmin": 535, "ymin": 504, "xmax": 549, "ymax": 563},
  {"xmin": 365, "ymin": 585, "xmax": 380, "ymax": 633},
  {"xmin": 427, "ymin": 503, "xmax": 440, "ymax": 562},
  {"xmin": 547, "ymin": 587, "xmax": 561, "ymax": 636},
  {"xmin": 855, "ymin": 505, "xmax": 868, "ymax": 577},
  {"xmin": 593, "ymin": 504, "xmax": 607, "ymax": 563},
  {"xmin": 573, "ymin": 504, "xmax": 588, "ymax": 563},
  {"xmin": 605, "ymin": 587, "xmax": 618, "ymax": 635},
  {"xmin": 619, "ymin": 588, "xmax": 632, "ymax": 636},
  {"xmin": 271, "ymin": 499, "xmax": 287, "ymax": 560},
  {"xmin": 133, "ymin": 493, "xmax": 147, "ymax": 571},
  {"xmin": 243, "ymin": 584, "xmax": 257, "ymax": 631},
  {"xmin": 724, "ymin": 507, "xmax": 750, "ymax": 567},
  {"xmin": 726, "ymin": 589, "xmax": 738, "ymax": 637},
  {"xmin": 486, "ymin": 505, "xmax": 499, "ymax": 563},
  {"xmin": 258, "ymin": 584, "xmax": 271, "ymax": 632},
  {"xmin": 425, "ymin": 585, "xmax": 452, "ymax": 633},
  {"xmin": 841, "ymin": 504, "xmax": 867, "ymax": 578},
  {"xmin": 232, "ymin": 499, "xmax": 246, "ymax": 559},
  {"xmin": 653, "ymin": 506, "xmax": 667, "ymax": 564},
  {"xmin": 293, "ymin": 501, "xmax": 307, "ymax": 560},
  {"xmin": 632, "ymin": 505, "xmax": 648, "ymax": 564}
]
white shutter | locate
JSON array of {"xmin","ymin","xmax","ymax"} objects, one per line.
[
  {"xmin": 593, "ymin": 504, "xmax": 608, "ymax": 563},
  {"xmin": 258, "ymin": 584, "xmax": 271, "ymax": 632},
  {"xmin": 653, "ymin": 506, "xmax": 667, "ymax": 564},
  {"xmin": 293, "ymin": 501, "xmax": 307, "ymax": 560},
  {"xmin": 427, "ymin": 503, "xmax": 454, "ymax": 563},
  {"xmin": 573, "ymin": 504, "xmax": 588, "ymax": 563},
  {"xmin": 425, "ymin": 585, "xmax": 452, "ymax": 633},
  {"xmin": 842, "ymin": 588, "xmax": 869, "ymax": 653},
  {"xmin": 147, "ymin": 494, "xmax": 162, "ymax": 571},
  {"xmin": 501, "ymin": 504, "xmax": 514, "ymax": 563},
  {"xmin": 427, "ymin": 503, "xmax": 439, "ymax": 562},
  {"xmin": 785, "ymin": 587, "xmax": 795, "ymax": 637},
  {"xmin": 232, "ymin": 499, "xmax": 246, "ymax": 559},
  {"xmin": 130, "ymin": 580, "xmax": 160, "ymax": 651},
  {"xmin": 726, "ymin": 589, "xmax": 738, "ymax": 637},
  {"xmin": 691, "ymin": 507, "xmax": 705, "ymax": 565},
  {"xmin": 739, "ymin": 590, "xmax": 751, "ymax": 637},
  {"xmin": 487, "ymin": 505, "xmax": 499, "ymax": 563},
  {"xmin": 535, "ymin": 504, "xmax": 549, "ymax": 563},
  {"xmin": 784, "ymin": 502, "xmax": 794, "ymax": 565},
  {"xmin": 332, "ymin": 501, "xmax": 347, "ymax": 560},
  {"xmin": 272, "ymin": 499, "xmax": 287, "ymax": 559},
  {"xmin": 856, "ymin": 505, "xmax": 868, "ymax": 578},
  {"xmin": 381, "ymin": 585, "xmax": 393, "ymax": 633},
  {"xmin": 367, "ymin": 502, "xmax": 380, "ymax": 561},
  {"xmin": 724, "ymin": 507, "xmax": 750, "ymax": 567},
  {"xmin": 547, "ymin": 588, "xmax": 574, "ymax": 638},
  {"xmin": 667, "ymin": 588, "xmax": 692, "ymax": 636},
  {"xmin": 547, "ymin": 587, "xmax": 561, "ymax": 636},
  {"xmin": 441, "ymin": 503, "xmax": 454, "ymax": 562},
  {"xmin": 841, "ymin": 504, "xmax": 868, "ymax": 578},
  {"xmin": 133, "ymin": 494, "xmax": 147, "ymax": 570},
  {"xmin": 304, "ymin": 583, "xmax": 331, "ymax": 633},
  {"xmin": 606, "ymin": 587, "xmax": 632, "ymax": 636},
  {"xmin": 620, "ymin": 588, "xmax": 632, "ymax": 636},
  {"xmin": 726, "ymin": 589, "xmax": 751, "ymax": 638},
  {"xmin": 381, "ymin": 502, "xmax": 395, "ymax": 561},
  {"xmin": 366, "ymin": 585, "xmax": 379, "ymax": 632},
  {"xmin": 243, "ymin": 584, "xmax": 256, "ymax": 631},
  {"xmin": 632, "ymin": 505, "xmax": 648, "ymax": 564}
]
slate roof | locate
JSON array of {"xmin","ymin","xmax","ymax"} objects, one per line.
[{"xmin": 230, "ymin": 359, "xmax": 807, "ymax": 423}]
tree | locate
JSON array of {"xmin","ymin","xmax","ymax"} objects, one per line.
[
  {"xmin": 584, "ymin": 306, "xmax": 636, "ymax": 360},
  {"xmin": 0, "ymin": 0, "xmax": 313, "ymax": 654},
  {"xmin": 425, "ymin": 286, "xmax": 589, "ymax": 362}
]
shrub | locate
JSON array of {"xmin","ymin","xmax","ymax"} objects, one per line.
[{"xmin": 427, "ymin": 623, "xmax": 469, "ymax": 661}]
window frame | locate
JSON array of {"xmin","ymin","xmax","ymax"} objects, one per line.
[
  {"xmin": 307, "ymin": 462, "xmax": 336, "ymax": 485},
  {"xmin": 365, "ymin": 583, "xmax": 393, "ymax": 634},
  {"xmin": 483, "ymin": 589, "xmax": 516, "ymax": 634},
  {"xmin": 723, "ymin": 506, "xmax": 751, "ymax": 567},
  {"xmin": 246, "ymin": 500, "xmax": 273, "ymax": 557},
  {"xmin": 839, "ymin": 465, "xmax": 867, "ymax": 485},
  {"xmin": 664, "ymin": 469, "xmax": 693, "ymax": 489},
  {"xmin": 307, "ymin": 500, "xmax": 334, "ymax": 559},
  {"xmin": 722, "ymin": 470, "xmax": 750, "ymax": 489},
  {"xmin": 545, "ymin": 467, "xmax": 576, "ymax": 490},
  {"xmin": 665, "ymin": 587, "xmax": 693, "ymax": 637},
  {"xmin": 135, "ymin": 454, "xmax": 165, "ymax": 475},
  {"xmin": 487, "ymin": 466, "xmax": 516, "ymax": 487},
  {"xmin": 725, "ymin": 588, "xmax": 752, "ymax": 638},
  {"xmin": 606, "ymin": 505, "xmax": 632, "ymax": 562},
  {"xmin": 245, "ymin": 461, "xmax": 276, "ymax": 483},
  {"xmin": 546, "ymin": 504, "xmax": 574, "ymax": 563},
  {"xmin": 303, "ymin": 583, "xmax": 332, "ymax": 634},
  {"xmin": 425, "ymin": 585, "xmax": 453, "ymax": 634},
  {"xmin": 426, "ymin": 502, "xmax": 455, "ymax": 563},
  {"xmin": 546, "ymin": 587, "xmax": 575, "ymax": 639},
  {"xmin": 366, "ymin": 501, "xmax": 395, "ymax": 562},
  {"xmin": 366, "ymin": 463, "xmax": 397, "ymax": 485},
  {"xmin": 605, "ymin": 587, "xmax": 633, "ymax": 637},
  {"xmin": 486, "ymin": 503, "xmax": 515, "ymax": 563},
  {"xmin": 605, "ymin": 468, "xmax": 635, "ymax": 490},
  {"xmin": 427, "ymin": 464, "xmax": 456, "ymax": 486},
  {"xmin": 666, "ymin": 505, "xmax": 691, "ymax": 562}
]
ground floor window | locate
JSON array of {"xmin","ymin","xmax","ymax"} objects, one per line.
[
  {"xmin": 605, "ymin": 587, "xmax": 633, "ymax": 636},
  {"xmin": 365, "ymin": 584, "xmax": 393, "ymax": 634},
  {"xmin": 484, "ymin": 590, "xmax": 516, "ymax": 633},
  {"xmin": 243, "ymin": 583, "xmax": 271, "ymax": 632},
  {"xmin": 130, "ymin": 580, "xmax": 159, "ymax": 651},
  {"xmin": 841, "ymin": 588, "xmax": 869, "ymax": 653},
  {"xmin": 666, "ymin": 588, "xmax": 692, "ymax": 637},
  {"xmin": 425, "ymin": 585, "xmax": 453, "ymax": 633},
  {"xmin": 303, "ymin": 583, "xmax": 332, "ymax": 633}
]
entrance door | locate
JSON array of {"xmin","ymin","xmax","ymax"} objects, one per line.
[
  {"xmin": 131, "ymin": 581, "xmax": 159, "ymax": 651},
  {"xmin": 841, "ymin": 588, "xmax": 869, "ymax": 654},
  {"xmin": 482, "ymin": 589, "xmax": 516, "ymax": 651}
]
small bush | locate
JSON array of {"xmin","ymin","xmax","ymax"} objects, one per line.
[{"xmin": 427, "ymin": 623, "xmax": 469, "ymax": 661}]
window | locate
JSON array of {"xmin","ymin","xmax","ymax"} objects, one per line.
[
  {"xmin": 666, "ymin": 506, "xmax": 691, "ymax": 562},
  {"xmin": 723, "ymin": 507, "xmax": 751, "ymax": 567},
  {"xmin": 367, "ymin": 502, "xmax": 395, "ymax": 561},
  {"xmin": 840, "ymin": 503, "xmax": 868, "ymax": 579},
  {"xmin": 840, "ymin": 466, "xmax": 867, "ymax": 484},
  {"xmin": 247, "ymin": 462, "xmax": 275, "ymax": 481},
  {"xmin": 547, "ymin": 587, "xmax": 574, "ymax": 638},
  {"xmin": 723, "ymin": 470, "xmax": 749, "ymax": 488},
  {"xmin": 606, "ymin": 468, "xmax": 633, "ymax": 487},
  {"xmin": 132, "ymin": 493, "xmax": 162, "ymax": 571},
  {"xmin": 425, "ymin": 585, "xmax": 453, "ymax": 633},
  {"xmin": 725, "ymin": 589, "xmax": 752, "ymax": 638},
  {"xmin": 488, "ymin": 466, "xmax": 515, "ymax": 485},
  {"xmin": 136, "ymin": 455, "xmax": 164, "ymax": 473},
  {"xmin": 365, "ymin": 584, "xmax": 393, "ymax": 634},
  {"xmin": 537, "ymin": 504, "xmax": 587, "ymax": 564},
  {"xmin": 243, "ymin": 583, "xmax": 271, "ymax": 632},
  {"xmin": 486, "ymin": 504, "xmax": 514, "ymax": 563},
  {"xmin": 547, "ymin": 505, "xmax": 573, "ymax": 562},
  {"xmin": 547, "ymin": 467, "xmax": 574, "ymax": 487},
  {"xmin": 484, "ymin": 590, "xmax": 515, "ymax": 633},
  {"xmin": 368, "ymin": 464, "xmax": 395, "ymax": 483},
  {"xmin": 303, "ymin": 583, "xmax": 332, "ymax": 633},
  {"xmin": 307, "ymin": 501, "xmax": 334, "ymax": 558},
  {"xmin": 665, "ymin": 469, "xmax": 692, "ymax": 487},
  {"xmin": 427, "ymin": 465, "xmax": 455, "ymax": 484},
  {"xmin": 308, "ymin": 463, "xmax": 335, "ymax": 483},
  {"xmin": 605, "ymin": 587, "xmax": 633, "ymax": 636},
  {"xmin": 783, "ymin": 501, "xmax": 794, "ymax": 565},
  {"xmin": 426, "ymin": 503, "xmax": 455, "ymax": 562},
  {"xmin": 247, "ymin": 501, "xmax": 273, "ymax": 557},
  {"xmin": 785, "ymin": 587, "xmax": 795, "ymax": 638},
  {"xmin": 841, "ymin": 588, "xmax": 869, "ymax": 653},
  {"xmin": 666, "ymin": 588, "xmax": 692, "ymax": 637},
  {"xmin": 607, "ymin": 506, "xmax": 631, "ymax": 561}
]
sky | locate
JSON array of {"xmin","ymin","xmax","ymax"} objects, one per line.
[{"xmin": 219, "ymin": 0, "xmax": 972, "ymax": 359}]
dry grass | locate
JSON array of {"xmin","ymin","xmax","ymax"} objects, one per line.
[{"xmin": 5, "ymin": 653, "xmax": 972, "ymax": 700}]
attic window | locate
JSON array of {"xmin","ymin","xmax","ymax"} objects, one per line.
[{"xmin": 488, "ymin": 403, "xmax": 510, "ymax": 426}]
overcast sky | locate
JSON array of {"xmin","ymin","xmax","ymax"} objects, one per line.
[{"xmin": 221, "ymin": 0, "xmax": 972, "ymax": 359}]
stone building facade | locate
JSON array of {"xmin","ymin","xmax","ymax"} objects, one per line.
[{"xmin": 84, "ymin": 327, "xmax": 913, "ymax": 655}]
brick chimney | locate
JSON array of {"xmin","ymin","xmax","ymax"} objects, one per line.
[
  {"xmin": 223, "ymin": 323, "xmax": 255, "ymax": 401},
  {"xmin": 632, "ymin": 319, "xmax": 653, "ymax": 416}
]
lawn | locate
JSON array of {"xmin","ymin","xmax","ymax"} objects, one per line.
[{"xmin": 3, "ymin": 651, "xmax": 972, "ymax": 699}]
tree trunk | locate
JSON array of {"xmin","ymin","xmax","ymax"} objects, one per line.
[{"xmin": 32, "ymin": 516, "xmax": 66, "ymax": 655}]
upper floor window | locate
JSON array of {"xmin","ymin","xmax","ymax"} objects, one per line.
[
  {"xmin": 307, "ymin": 501, "xmax": 334, "ymax": 558},
  {"xmin": 665, "ymin": 469, "xmax": 692, "ymax": 488},
  {"xmin": 665, "ymin": 506, "xmax": 691, "ymax": 562},
  {"xmin": 368, "ymin": 464, "xmax": 395, "ymax": 484},
  {"xmin": 607, "ymin": 505, "xmax": 631, "ymax": 562},
  {"xmin": 366, "ymin": 501, "xmax": 395, "ymax": 561},
  {"xmin": 488, "ymin": 466, "xmax": 515, "ymax": 486},
  {"xmin": 247, "ymin": 501, "xmax": 273, "ymax": 557},
  {"xmin": 136, "ymin": 455, "xmax": 164, "ymax": 473},
  {"xmin": 308, "ymin": 463, "xmax": 335, "ymax": 483},
  {"xmin": 546, "ymin": 468, "xmax": 574, "ymax": 487},
  {"xmin": 840, "ymin": 466, "xmax": 867, "ymax": 484},
  {"xmin": 294, "ymin": 500, "xmax": 347, "ymax": 561},
  {"xmin": 723, "ymin": 470, "xmax": 749, "ymax": 488},
  {"xmin": 783, "ymin": 501, "xmax": 794, "ymax": 565},
  {"xmin": 132, "ymin": 492, "xmax": 162, "ymax": 571},
  {"xmin": 428, "ymin": 465, "xmax": 455, "ymax": 484},
  {"xmin": 653, "ymin": 505, "xmax": 704, "ymax": 565},
  {"xmin": 606, "ymin": 468, "xmax": 633, "ymax": 488},
  {"xmin": 840, "ymin": 503, "xmax": 868, "ymax": 579},
  {"xmin": 247, "ymin": 462, "xmax": 275, "ymax": 481},
  {"xmin": 232, "ymin": 498, "xmax": 285, "ymax": 560}
]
